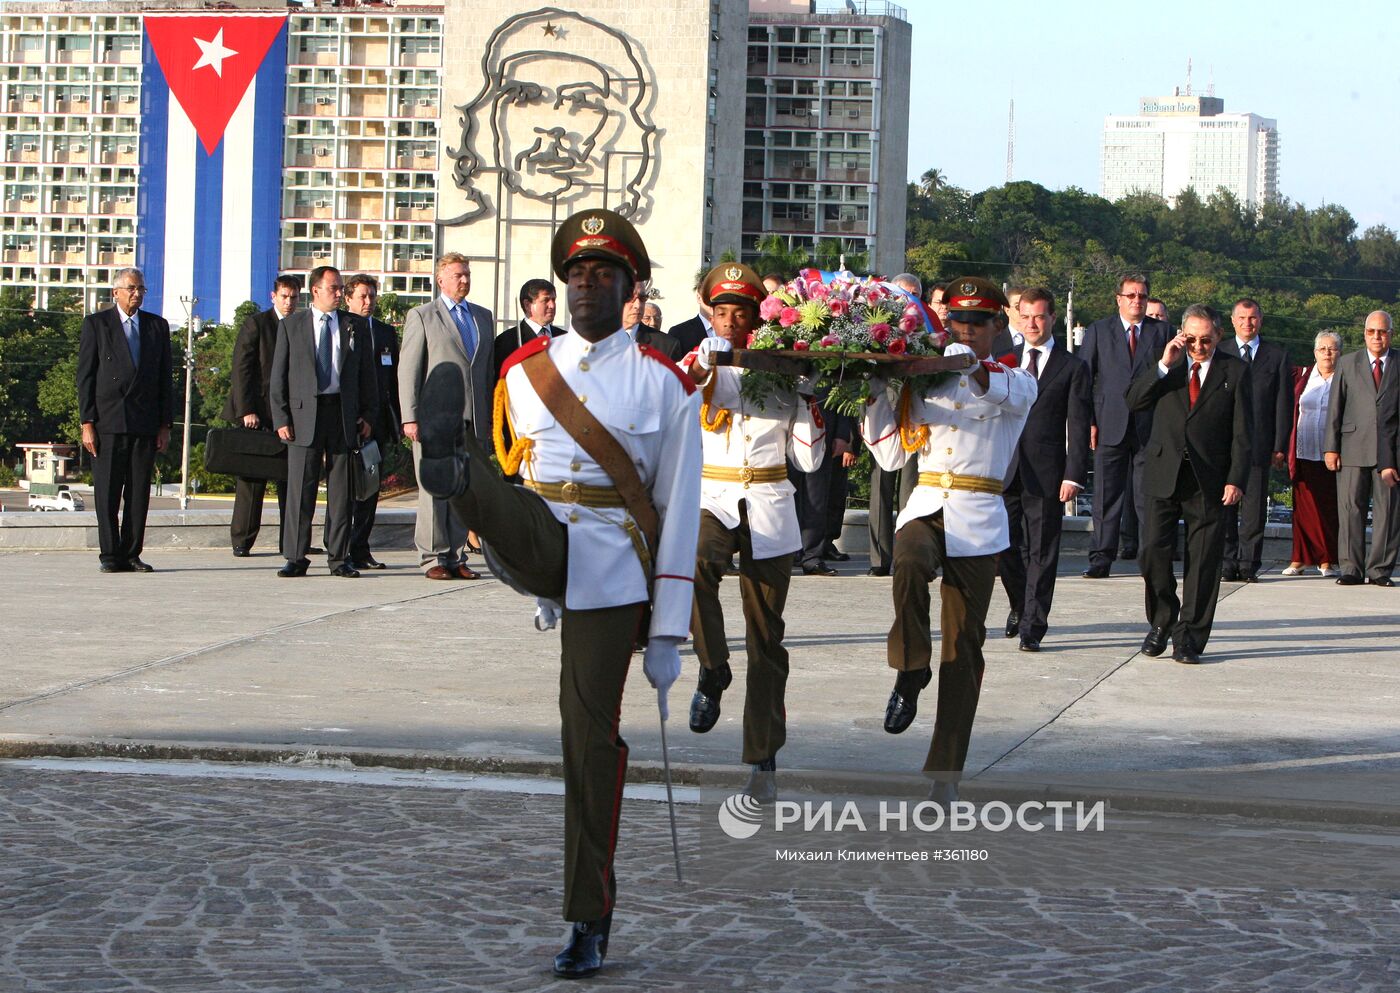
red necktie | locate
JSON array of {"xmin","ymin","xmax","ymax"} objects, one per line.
[
  {"xmin": 1189, "ymin": 363, "xmax": 1201, "ymax": 408},
  {"xmin": 1375, "ymin": 358, "xmax": 1384, "ymax": 390},
  {"xmin": 1128, "ymin": 325, "xmax": 1138, "ymax": 359}
]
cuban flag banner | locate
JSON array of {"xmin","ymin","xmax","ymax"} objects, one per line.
[{"xmin": 138, "ymin": 14, "xmax": 288, "ymax": 325}]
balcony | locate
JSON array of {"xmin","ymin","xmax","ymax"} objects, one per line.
[{"xmin": 348, "ymin": 94, "xmax": 388, "ymax": 116}]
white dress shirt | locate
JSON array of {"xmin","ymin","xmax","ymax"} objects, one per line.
[
  {"xmin": 1296, "ymin": 368, "xmax": 1332, "ymax": 462},
  {"xmin": 503, "ymin": 328, "xmax": 702, "ymax": 638},
  {"xmin": 309, "ymin": 305, "xmax": 341, "ymax": 394}
]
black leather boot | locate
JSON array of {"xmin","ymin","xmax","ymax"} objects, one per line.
[
  {"xmin": 552, "ymin": 912, "xmax": 612, "ymax": 979},
  {"xmin": 688, "ymin": 661, "xmax": 732, "ymax": 733},
  {"xmin": 884, "ymin": 667, "xmax": 933, "ymax": 734}
]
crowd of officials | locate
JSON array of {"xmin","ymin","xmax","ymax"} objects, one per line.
[{"xmin": 71, "ymin": 225, "xmax": 1400, "ymax": 981}]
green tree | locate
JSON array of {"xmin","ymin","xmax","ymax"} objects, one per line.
[
  {"xmin": 232, "ymin": 299, "xmax": 260, "ymax": 332},
  {"xmin": 376, "ymin": 292, "xmax": 413, "ymax": 324},
  {"xmin": 752, "ymin": 234, "xmax": 809, "ymax": 278},
  {"xmin": 36, "ymin": 353, "xmax": 81, "ymax": 444}
]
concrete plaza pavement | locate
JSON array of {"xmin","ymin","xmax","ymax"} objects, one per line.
[{"xmin": 2, "ymin": 544, "xmax": 1398, "ymax": 818}]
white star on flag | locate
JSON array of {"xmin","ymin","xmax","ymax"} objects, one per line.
[{"xmin": 192, "ymin": 28, "xmax": 238, "ymax": 77}]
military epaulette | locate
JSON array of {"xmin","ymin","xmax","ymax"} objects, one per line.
[
  {"xmin": 499, "ymin": 333, "xmax": 551, "ymax": 378},
  {"xmin": 639, "ymin": 343, "xmax": 697, "ymax": 395}
]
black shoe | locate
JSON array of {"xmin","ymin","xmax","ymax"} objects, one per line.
[
  {"xmin": 1019, "ymin": 637, "xmax": 1040, "ymax": 653},
  {"xmin": 884, "ymin": 667, "xmax": 932, "ymax": 734},
  {"xmin": 1119, "ymin": 548, "xmax": 1138, "ymax": 561},
  {"xmin": 127, "ymin": 558, "xmax": 154, "ymax": 573},
  {"xmin": 308, "ymin": 546, "xmax": 325, "ymax": 556},
  {"xmin": 1240, "ymin": 572, "xmax": 1259, "ymax": 583},
  {"xmin": 802, "ymin": 563, "xmax": 838, "ymax": 577},
  {"xmin": 1221, "ymin": 565, "xmax": 1241, "ymax": 582},
  {"xmin": 331, "ymin": 563, "xmax": 361, "ymax": 578},
  {"xmin": 354, "ymin": 556, "xmax": 386, "ymax": 570},
  {"xmin": 416, "ymin": 364, "xmax": 471, "ymax": 498},
  {"xmin": 1082, "ymin": 564, "xmax": 1111, "ymax": 579},
  {"xmin": 232, "ymin": 545, "xmax": 251, "ymax": 558},
  {"xmin": 277, "ymin": 561, "xmax": 308, "ymax": 578},
  {"xmin": 1336, "ymin": 574, "xmax": 1363, "ymax": 586},
  {"xmin": 688, "ymin": 662, "xmax": 732, "ymax": 734},
  {"xmin": 824, "ymin": 545, "xmax": 851, "ymax": 562},
  {"xmin": 866, "ymin": 566, "xmax": 890, "ymax": 577},
  {"xmin": 1004, "ymin": 610, "xmax": 1020, "ymax": 638},
  {"xmin": 1172, "ymin": 640, "xmax": 1202, "ymax": 664},
  {"xmin": 1370, "ymin": 576, "xmax": 1395, "ymax": 588},
  {"xmin": 99, "ymin": 561, "xmax": 128, "ymax": 574},
  {"xmin": 745, "ymin": 758, "xmax": 777, "ymax": 804},
  {"xmin": 1141, "ymin": 626, "xmax": 1169, "ymax": 657},
  {"xmin": 553, "ymin": 914, "xmax": 611, "ymax": 980}
]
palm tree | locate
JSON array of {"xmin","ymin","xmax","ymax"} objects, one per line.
[{"xmin": 919, "ymin": 168, "xmax": 946, "ymax": 198}]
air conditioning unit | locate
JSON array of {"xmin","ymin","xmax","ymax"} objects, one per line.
[
  {"xmin": 72, "ymin": 143, "xmax": 86, "ymax": 152},
  {"xmin": 414, "ymin": 148, "xmax": 431, "ymax": 157},
  {"xmin": 411, "ymin": 252, "xmax": 427, "ymax": 261},
  {"xmin": 67, "ymin": 193, "xmax": 84, "ymax": 202},
  {"xmin": 312, "ymin": 249, "xmax": 331, "ymax": 259},
  {"xmin": 118, "ymin": 144, "xmax": 134, "ymax": 153},
  {"xmin": 313, "ymin": 199, "xmax": 330, "ymax": 208},
  {"xmin": 316, "ymin": 96, "xmax": 334, "ymax": 105},
  {"xmin": 122, "ymin": 93, "xmax": 136, "ymax": 103},
  {"xmin": 21, "ymin": 193, "xmax": 36, "ymax": 202},
  {"xmin": 847, "ymin": 109, "xmax": 860, "ymax": 118},
  {"xmin": 411, "ymin": 200, "xmax": 429, "ymax": 209},
  {"xmin": 117, "ymin": 194, "xmax": 133, "ymax": 203},
  {"xmin": 74, "ymin": 94, "xmax": 88, "ymax": 103},
  {"xmin": 24, "ymin": 94, "xmax": 38, "ymax": 102},
  {"xmin": 314, "ymin": 146, "xmax": 331, "ymax": 156},
  {"xmin": 21, "ymin": 143, "xmax": 36, "ymax": 151},
  {"xmin": 416, "ymin": 98, "xmax": 431, "ymax": 107}
]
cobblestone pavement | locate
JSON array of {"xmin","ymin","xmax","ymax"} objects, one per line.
[{"xmin": 2, "ymin": 764, "xmax": 1397, "ymax": 993}]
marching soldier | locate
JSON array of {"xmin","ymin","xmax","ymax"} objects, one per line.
[
  {"xmin": 413, "ymin": 209, "xmax": 702, "ymax": 980},
  {"xmin": 680, "ymin": 263, "xmax": 826, "ymax": 803},
  {"xmin": 862, "ymin": 277, "xmax": 1036, "ymax": 804}
]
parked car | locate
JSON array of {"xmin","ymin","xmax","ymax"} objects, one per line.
[{"xmin": 28, "ymin": 483, "xmax": 83, "ymax": 511}]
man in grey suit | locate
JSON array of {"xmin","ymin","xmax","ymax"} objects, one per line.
[
  {"xmin": 1325, "ymin": 310, "xmax": 1400, "ymax": 586},
  {"xmin": 398, "ymin": 252, "xmax": 495, "ymax": 580},
  {"xmin": 270, "ymin": 265, "xmax": 377, "ymax": 578}
]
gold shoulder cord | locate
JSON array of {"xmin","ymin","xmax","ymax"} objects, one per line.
[
  {"xmin": 896, "ymin": 386, "xmax": 929, "ymax": 453},
  {"xmin": 493, "ymin": 378, "xmax": 534, "ymax": 475},
  {"xmin": 699, "ymin": 373, "xmax": 732, "ymax": 434}
]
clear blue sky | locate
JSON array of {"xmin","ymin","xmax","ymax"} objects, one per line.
[{"xmin": 905, "ymin": 0, "xmax": 1400, "ymax": 232}]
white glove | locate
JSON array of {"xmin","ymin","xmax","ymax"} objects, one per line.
[
  {"xmin": 533, "ymin": 598, "xmax": 561, "ymax": 631},
  {"xmin": 642, "ymin": 635, "xmax": 683, "ymax": 721},
  {"xmin": 943, "ymin": 341, "xmax": 977, "ymax": 366},
  {"xmin": 696, "ymin": 335, "xmax": 734, "ymax": 370}
]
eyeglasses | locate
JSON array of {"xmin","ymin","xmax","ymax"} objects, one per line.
[
  {"xmin": 115, "ymin": 284, "xmax": 145, "ymax": 292},
  {"xmin": 1117, "ymin": 292, "xmax": 1147, "ymax": 300},
  {"xmin": 1182, "ymin": 337, "xmax": 1214, "ymax": 348}
]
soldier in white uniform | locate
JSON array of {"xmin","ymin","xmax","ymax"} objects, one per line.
[
  {"xmin": 413, "ymin": 209, "xmax": 702, "ymax": 980},
  {"xmin": 680, "ymin": 263, "xmax": 826, "ymax": 803},
  {"xmin": 862, "ymin": 277, "xmax": 1036, "ymax": 803}
]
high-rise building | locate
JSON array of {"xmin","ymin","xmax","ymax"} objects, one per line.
[
  {"xmin": 0, "ymin": 0, "xmax": 443, "ymax": 322},
  {"xmin": 1101, "ymin": 92, "xmax": 1280, "ymax": 207},
  {"xmin": 742, "ymin": 0, "xmax": 910, "ymax": 277}
]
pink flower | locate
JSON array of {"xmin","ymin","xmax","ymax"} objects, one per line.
[
  {"xmin": 759, "ymin": 296, "xmax": 784, "ymax": 321},
  {"xmin": 808, "ymin": 281, "xmax": 830, "ymax": 300},
  {"xmin": 794, "ymin": 339, "xmax": 811, "ymax": 351},
  {"xmin": 799, "ymin": 267, "xmax": 820, "ymax": 283},
  {"xmin": 779, "ymin": 307, "xmax": 800, "ymax": 328},
  {"xmin": 829, "ymin": 299, "xmax": 848, "ymax": 317},
  {"xmin": 899, "ymin": 315, "xmax": 919, "ymax": 334},
  {"xmin": 903, "ymin": 303, "xmax": 922, "ymax": 319},
  {"xmin": 819, "ymin": 335, "xmax": 840, "ymax": 348},
  {"xmin": 887, "ymin": 336, "xmax": 907, "ymax": 355},
  {"xmin": 746, "ymin": 332, "xmax": 756, "ymax": 347},
  {"xmin": 932, "ymin": 330, "xmax": 949, "ymax": 349},
  {"xmin": 870, "ymin": 323, "xmax": 891, "ymax": 344},
  {"xmin": 866, "ymin": 285, "xmax": 886, "ymax": 302}
]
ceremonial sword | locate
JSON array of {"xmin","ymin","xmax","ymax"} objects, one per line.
[{"xmin": 658, "ymin": 710, "xmax": 683, "ymax": 884}]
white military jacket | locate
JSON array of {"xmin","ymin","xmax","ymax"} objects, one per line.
[
  {"xmin": 862, "ymin": 342, "xmax": 1037, "ymax": 557},
  {"xmin": 682, "ymin": 359, "xmax": 826, "ymax": 560},
  {"xmin": 502, "ymin": 328, "xmax": 702, "ymax": 639}
]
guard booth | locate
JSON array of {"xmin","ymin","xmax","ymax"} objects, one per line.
[{"xmin": 18, "ymin": 443, "xmax": 78, "ymax": 485}]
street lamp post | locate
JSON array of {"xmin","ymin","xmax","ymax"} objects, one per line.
[{"xmin": 178, "ymin": 296, "xmax": 200, "ymax": 509}]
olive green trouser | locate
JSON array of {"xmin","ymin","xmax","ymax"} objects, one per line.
[
  {"xmin": 448, "ymin": 430, "xmax": 643, "ymax": 922},
  {"xmin": 888, "ymin": 512, "xmax": 996, "ymax": 776},
  {"xmin": 691, "ymin": 508, "xmax": 793, "ymax": 765}
]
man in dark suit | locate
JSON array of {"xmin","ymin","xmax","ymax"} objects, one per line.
[
  {"xmin": 1126, "ymin": 304, "xmax": 1251, "ymax": 664},
  {"xmin": 399, "ymin": 253, "xmax": 495, "ymax": 580},
  {"xmin": 1217, "ymin": 298, "xmax": 1293, "ymax": 582},
  {"xmin": 224, "ymin": 275, "xmax": 299, "ymax": 557},
  {"xmin": 625, "ymin": 280, "xmax": 683, "ymax": 360},
  {"xmin": 792, "ymin": 395, "xmax": 855, "ymax": 576},
  {"xmin": 343, "ymin": 273, "xmax": 400, "ymax": 570},
  {"xmin": 1328, "ymin": 310, "xmax": 1400, "ymax": 586},
  {"xmin": 1080, "ymin": 273, "xmax": 1171, "ymax": 577},
  {"xmin": 270, "ymin": 265, "xmax": 378, "ymax": 578},
  {"xmin": 998, "ymin": 288, "xmax": 1091, "ymax": 652},
  {"xmin": 76, "ymin": 267, "xmax": 173, "ymax": 573},
  {"xmin": 493, "ymin": 278, "xmax": 565, "ymax": 381},
  {"xmin": 665, "ymin": 267, "xmax": 713, "ymax": 354}
]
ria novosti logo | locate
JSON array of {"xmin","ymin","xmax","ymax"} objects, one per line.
[
  {"xmin": 717, "ymin": 796, "xmax": 1106, "ymax": 838},
  {"xmin": 717, "ymin": 793, "xmax": 766, "ymax": 839}
]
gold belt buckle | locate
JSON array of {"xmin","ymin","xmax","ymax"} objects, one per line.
[
  {"xmin": 738, "ymin": 466, "xmax": 755, "ymax": 486},
  {"xmin": 939, "ymin": 471, "xmax": 955, "ymax": 490},
  {"xmin": 560, "ymin": 481, "xmax": 582, "ymax": 504}
]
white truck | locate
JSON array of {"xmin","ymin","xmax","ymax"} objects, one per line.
[{"xmin": 28, "ymin": 483, "xmax": 84, "ymax": 511}]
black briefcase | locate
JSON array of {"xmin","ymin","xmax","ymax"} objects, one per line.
[{"xmin": 205, "ymin": 427, "xmax": 288, "ymax": 481}]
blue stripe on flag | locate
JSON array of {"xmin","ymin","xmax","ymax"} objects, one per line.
[
  {"xmin": 249, "ymin": 23, "xmax": 287, "ymax": 301},
  {"xmin": 193, "ymin": 141, "xmax": 224, "ymax": 322},
  {"xmin": 137, "ymin": 38, "xmax": 169, "ymax": 312}
]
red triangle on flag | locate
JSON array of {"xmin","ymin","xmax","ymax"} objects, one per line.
[{"xmin": 145, "ymin": 15, "xmax": 287, "ymax": 156}]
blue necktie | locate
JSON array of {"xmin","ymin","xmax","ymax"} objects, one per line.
[
  {"xmin": 124, "ymin": 316, "xmax": 140, "ymax": 368},
  {"xmin": 450, "ymin": 303, "xmax": 477, "ymax": 361},
  {"xmin": 316, "ymin": 313, "xmax": 333, "ymax": 392}
]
